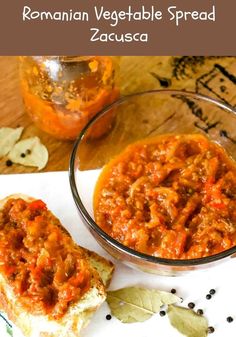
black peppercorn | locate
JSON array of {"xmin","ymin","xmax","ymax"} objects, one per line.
[
  {"xmin": 207, "ymin": 326, "xmax": 215, "ymax": 333},
  {"xmin": 106, "ymin": 314, "xmax": 112, "ymax": 320},
  {"xmin": 5, "ymin": 160, "xmax": 13, "ymax": 167},
  {"xmin": 209, "ymin": 289, "xmax": 216, "ymax": 295},
  {"xmin": 26, "ymin": 149, "xmax": 31, "ymax": 155},
  {"xmin": 159, "ymin": 310, "xmax": 166, "ymax": 317},
  {"xmin": 197, "ymin": 309, "xmax": 204, "ymax": 315},
  {"xmin": 171, "ymin": 288, "xmax": 176, "ymax": 294},
  {"xmin": 227, "ymin": 316, "xmax": 233, "ymax": 323},
  {"xmin": 20, "ymin": 153, "xmax": 26, "ymax": 158},
  {"xmin": 188, "ymin": 302, "xmax": 195, "ymax": 309},
  {"xmin": 206, "ymin": 294, "xmax": 212, "ymax": 300}
]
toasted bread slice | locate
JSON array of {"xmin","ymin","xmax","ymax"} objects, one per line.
[{"xmin": 0, "ymin": 194, "xmax": 114, "ymax": 337}]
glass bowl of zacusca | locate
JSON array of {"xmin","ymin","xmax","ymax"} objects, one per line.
[{"xmin": 69, "ymin": 90, "xmax": 236, "ymax": 276}]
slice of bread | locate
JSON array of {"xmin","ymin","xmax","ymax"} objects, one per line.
[{"xmin": 0, "ymin": 194, "xmax": 114, "ymax": 337}]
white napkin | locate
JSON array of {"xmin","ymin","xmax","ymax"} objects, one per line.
[{"xmin": 0, "ymin": 171, "xmax": 235, "ymax": 337}]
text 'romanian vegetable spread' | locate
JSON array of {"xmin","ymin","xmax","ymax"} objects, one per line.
[
  {"xmin": 94, "ymin": 134, "xmax": 236, "ymax": 259},
  {"xmin": 0, "ymin": 198, "xmax": 91, "ymax": 318}
]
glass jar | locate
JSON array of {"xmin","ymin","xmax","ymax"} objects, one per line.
[{"xmin": 19, "ymin": 56, "xmax": 120, "ymax": 140}]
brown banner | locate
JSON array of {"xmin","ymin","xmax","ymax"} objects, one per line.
[{"xmin": 0, "ymin": 0, "xmax": 235, "ymax": 55}]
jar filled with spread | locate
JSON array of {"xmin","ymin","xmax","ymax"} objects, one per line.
[{"xmin": 19, "ymin": 56, "xmax": 120, "ymax": 140}]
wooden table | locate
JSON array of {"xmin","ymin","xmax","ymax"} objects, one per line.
[{"xmin": 1, "ymin": 56, "xmax": 236, "ymax": 174}]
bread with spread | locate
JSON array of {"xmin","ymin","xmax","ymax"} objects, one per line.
[{"xmin": 0, "ymin": 194, "xmax": 114, "ymax": 337}]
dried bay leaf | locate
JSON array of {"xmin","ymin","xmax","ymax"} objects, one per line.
[
  {"xmin": 106, "ymin": 287, "xmax": 180, "ymax": 323},
  {"xmin": 8, "ymin": 137, "xmax": 48, "ymax": 170},
  {"xmin": 168, "ymin": 305, "xmax": 208, "ymax": 337},
  {"xmin": 0, "ymin": 127, "xmax": 23, "ymax": 157},
  {"xmin": 6, "ymin": 324, "xmax": 13, "ymax": 337}
]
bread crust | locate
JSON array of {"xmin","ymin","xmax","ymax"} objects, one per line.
[{"xmin": 0, "ymin": 194, "xmax": 114, "ymax": 337}]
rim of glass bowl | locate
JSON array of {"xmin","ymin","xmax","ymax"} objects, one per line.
[{"xmin": 69, "ymin": 89, "xmax": 236, "ymax": 267}]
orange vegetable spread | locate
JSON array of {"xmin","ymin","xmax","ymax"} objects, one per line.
[
  {"xmin": 0, "ymin": 198, "xmax": 91, "ymax": 318},
  {"xmin": 94, "ymin": 134, "xmax": 236, "ymax": 259},
  {"xmin": 20, "ymin": 56, "xmax": 119, "ymax": 140}
]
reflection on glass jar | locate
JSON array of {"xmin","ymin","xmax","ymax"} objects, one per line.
[{"xmin": 19, "ymin": 56, "xmax": 120, "ymax": 140}]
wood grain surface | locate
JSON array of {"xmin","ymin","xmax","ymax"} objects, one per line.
[{"xmin": 0, "ymin": 56, "xmax": 236, "ymax": 174}]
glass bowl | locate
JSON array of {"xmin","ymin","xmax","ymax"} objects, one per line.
[{"xmin": 69, "ymin": 90, "xmax": 236, "ymax": 276}]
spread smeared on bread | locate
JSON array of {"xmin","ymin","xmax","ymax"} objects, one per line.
[{"xmin": 0, "ymin": 194, "xmax": 114, "ymax": 337}]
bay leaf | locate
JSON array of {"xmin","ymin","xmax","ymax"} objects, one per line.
[
  {"xmin": 6, "ymin": 324, "xmax": 13, "ymax": 337},
  {"xmin": 168, "ymin": 305, "xmax": 208, "ymax": 337},
  {"xmin": 8, "ymin": 136, "xmax": 48, "ymax": 170},
  {"xmin": 106, "ymin": 287, "xmax": 180, "ymax": 323},
  {"xmin": 0, "ymin": 127, "xmax": 23, "ymax": 157}
]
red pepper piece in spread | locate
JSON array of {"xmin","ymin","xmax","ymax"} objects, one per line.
[{"xmin": 28, "ymin": 199, "xmax": 47, "ymax": 211}]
